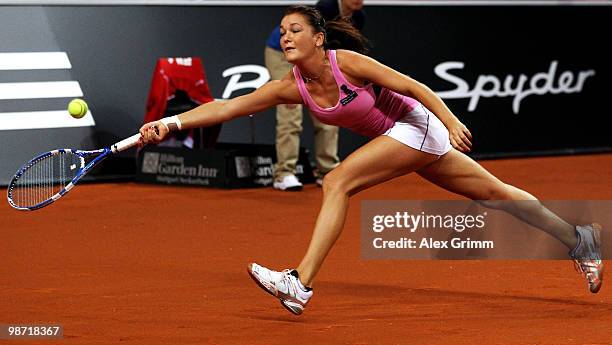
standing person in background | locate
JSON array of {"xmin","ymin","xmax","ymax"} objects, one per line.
[
  {"xmin": 318, "ymin": 0, "xmax": 365, "ymax": 31},
  {"xmin": 264, "ymin": 0, "xmax": 366, "ymax": 191}
]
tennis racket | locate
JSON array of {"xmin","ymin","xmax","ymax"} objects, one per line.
[{"xmin": 7, "ymin": 133, "xmax": 144, "ymax": 211}]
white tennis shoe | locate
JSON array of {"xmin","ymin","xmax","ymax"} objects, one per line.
[
  {"xmin": 273, "ymin": 175, "xmax": 303, "ymax": 191},
  {"xmin": 570, "ymin": 223, "xmax": 604, "ymax": 293},
  {"xmin": 247, "ymin": 263, "xmax": 313, "ymax": 315}
]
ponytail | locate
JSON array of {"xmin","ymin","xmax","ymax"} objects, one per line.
[{"xmin": 324, "ymin": 17, "xmax": 370, "ymax": 54}]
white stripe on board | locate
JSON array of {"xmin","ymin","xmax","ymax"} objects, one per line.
[
  {"xmin": 0, "ymin": 110, "xmax": 95, "ymax": 130},
  {"xmin": 0, "ymin": 52, "xmax": 72, "ymax": 71},
  {"xmin": 0, "ymin": 81, "xmax": 83, "ymax": 100}
]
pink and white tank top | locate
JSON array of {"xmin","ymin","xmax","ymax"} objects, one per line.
[{"xmin": 293, "ymin": 50, "xmax": 421, "ymax": 138}]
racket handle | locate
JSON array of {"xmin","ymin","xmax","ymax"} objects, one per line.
[{"xmin": 111, "ymin": 133, "xmax": 141, "ymax": 153}]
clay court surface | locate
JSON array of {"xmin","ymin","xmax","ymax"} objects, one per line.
[{"xmin": 1, "ymin": 153, "xmax": 611, "ymax": 344}]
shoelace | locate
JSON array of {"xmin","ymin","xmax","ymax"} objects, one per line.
[{"xmin": 274, "ymin": 270, "xmax": 295, "ymax": 291}]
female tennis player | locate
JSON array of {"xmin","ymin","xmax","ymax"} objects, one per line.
[{"xmin": 140, "ymin": 5, "xmax": 603, "ymax": 315}]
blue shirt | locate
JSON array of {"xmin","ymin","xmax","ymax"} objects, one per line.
[{"xmin": 266, "ymin": 26, "xmax": 282, "ymax": 51}]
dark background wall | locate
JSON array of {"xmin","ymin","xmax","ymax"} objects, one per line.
[{"xmin": 1, "ymin": 4, "xmax": 610, "ymax": 184}]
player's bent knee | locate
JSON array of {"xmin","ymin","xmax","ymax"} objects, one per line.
[{"xmin": 321, "ymin": 169, "xmax": 351, "ymax": 195}]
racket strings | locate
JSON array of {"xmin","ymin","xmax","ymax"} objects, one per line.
[{"xmin": 11, "ymin": 152, "xmax": 83, "ymax": 208}]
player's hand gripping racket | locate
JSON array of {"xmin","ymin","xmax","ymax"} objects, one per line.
[{"xmin": 7, "ymin": 132, "xmax": 144, "ymax": 211}]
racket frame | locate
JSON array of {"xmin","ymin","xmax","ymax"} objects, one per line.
[
  {"xmin": 7, "ymin": 133, "xmax": 140, "ymax": 211},
  {"xmin": 7, "ymin": 148, "xmax": 109, "ymax": 211}
]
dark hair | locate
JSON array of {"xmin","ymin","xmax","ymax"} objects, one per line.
[{"xmin": 283, "ymin": 5, "xmax": 370, "ymax": 54}]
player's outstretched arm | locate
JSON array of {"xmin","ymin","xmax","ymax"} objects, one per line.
[
  {"xmin": 337, "ymin": 49, "xmax": 473, "ymax": 152},
  {"xmin": 139, "ymin": 78, "xmax": 299, "ymax": 144}
]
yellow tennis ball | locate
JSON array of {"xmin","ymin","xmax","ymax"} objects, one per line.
[{"xmin": 68, "ymin": 99, "xmax": 88, "ymax": 119}]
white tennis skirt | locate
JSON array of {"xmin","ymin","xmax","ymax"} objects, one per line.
[{"xmin": 383, "ymin": 104, "xmax": 452, "ymax": 156}]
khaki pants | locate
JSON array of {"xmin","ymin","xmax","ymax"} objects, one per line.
[{"xmin": 264, "ymin": 46, "xmax": 340, "ymax": 180}]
